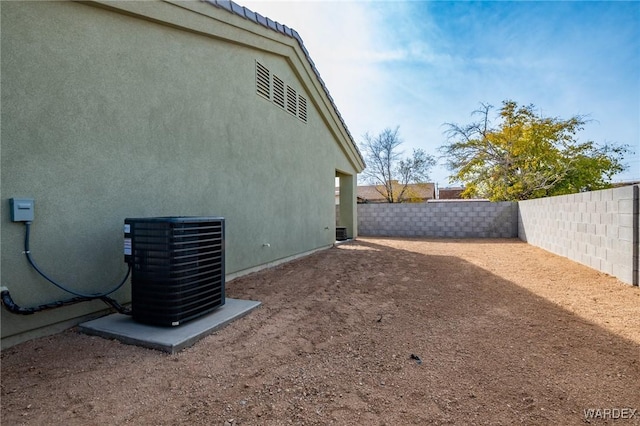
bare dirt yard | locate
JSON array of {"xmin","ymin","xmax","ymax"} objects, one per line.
[{"xmin": 2, "ymin": 237, "xmax": 639, "ymax": 425}]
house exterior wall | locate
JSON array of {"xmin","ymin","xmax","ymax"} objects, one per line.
[
  {"xmin": 357, "ymin": 201, "xmax": 518, "ymax": 238},
  {"xmin": 518, "ymin": 185, "xmax": 639, "ymax": 286},
  {"xmin": 1, "ymin": 1, "xmax": 362, "ymax": 345}
]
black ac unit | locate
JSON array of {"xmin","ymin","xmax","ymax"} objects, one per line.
[
  {"xmin": 124, "ymin": 217, "xmax": 225, "ymax": 326},
  {"xmin": 336, "ymin": 226, "xmax": 348, "ymax": 241}
]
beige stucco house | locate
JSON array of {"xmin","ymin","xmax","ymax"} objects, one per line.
[{"xmin": 1, "ymin": 0, "xmax": 364, "ymax": 347}]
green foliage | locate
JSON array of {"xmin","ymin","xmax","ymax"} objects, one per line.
[
  {"xmin": 360, "ymin": 127, "xmax": 436, "ymax": 203},
  {"xmin": 440, "ymin": 101, "xmax": 630, "ymax": 201}
]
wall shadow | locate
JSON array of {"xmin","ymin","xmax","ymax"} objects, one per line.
[
  {"xmin": 1, "ymin": 237, "xmax": 638, "ymax": 425},
  {"xmin": 321, "ymin": 238, "xmax": 640, "ymax": 423}
]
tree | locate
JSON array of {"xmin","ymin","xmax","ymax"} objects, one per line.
[
  {"xmin": 440, "ymin": 101, "xmax": 629, "ymax": 201},
  {"xmin": 360, "ymin": 127, "xmax": 436, "ymax": 203}
]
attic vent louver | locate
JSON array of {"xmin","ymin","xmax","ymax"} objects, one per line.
[
  {"xmin": 273, "ymin": 75, "xmax": 285, "ymax": 109},
  {"xmin": 256, "ymin": 61, "xmax": 307, "ymax": 123},
  {"xmin": 286, "ymin": 85, "xmax": 297, "ymax": 115},
  {"xmin": 256, "ymin": 61, "xmax": 270, "ymax": 100},
  {"xmin": 298, "ymin": 94, "xmax": 308, "ymax": 122}
]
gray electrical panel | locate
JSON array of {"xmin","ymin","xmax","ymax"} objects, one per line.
[{"xmin": 10, "ymin": 198, "xmax": 35, "ymax": 222}]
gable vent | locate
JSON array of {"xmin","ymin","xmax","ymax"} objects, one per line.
[
  {"xmin": 256, "ymin": 61, "xmax": 270, "ymax": 100},
  {"xmin": 286, "ymin": 85, "xmax": 297, "ymax": 115},
  {"xmin": 256, "ymin": 61, "xmax": 307, "ymax": 123},
  {"xmin": 273, "ymin": 75, "xmax": 285, "ymax": 109},
  {"xmin": 298, "ymin": 94, "xmax": 308, "ymax": 122}
]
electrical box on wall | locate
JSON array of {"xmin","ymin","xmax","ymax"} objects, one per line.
[{"xmin": 10, "ymin": 198, "xmax": 35, "ymax": 222}]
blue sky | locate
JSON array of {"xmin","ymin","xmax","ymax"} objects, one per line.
[{"xmin": 244, "ymin": 1, "xmax": 640, "ymax": 186}]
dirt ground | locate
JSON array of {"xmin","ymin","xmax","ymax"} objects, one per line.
[{"xmin": 2, "ymin": 237, "xmax": 639, "ymax": 425}]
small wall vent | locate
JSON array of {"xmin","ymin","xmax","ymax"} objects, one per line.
[
  {"xmin": 124, "ymin": 217, "xmax": 225, "ymax": 327},
  {"xmin": 256, "ymin": 61, "xmax": 270, "ymax": 100},
  {"xmin": 286, "ymin": 85, "xmax": 297, "ymax": 115},
  {"xmin": 273, "ymin": 75, "xmax": 285, "ymax": 109},
  {"xmin": 298, "ymin": 94, "xmax": 308, "ymax": 122},
  {"xmin": 256, "ymin": 61, "xmax": 308, "ymax": 122}
]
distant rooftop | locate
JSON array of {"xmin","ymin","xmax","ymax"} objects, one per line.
[{"xmin": 357, "ymin": 182, "xmax": 436, "ymax": 203}]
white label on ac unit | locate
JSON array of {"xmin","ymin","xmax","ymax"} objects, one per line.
[
  {"xmin": 124, "ymin": 238, "xmax": 132, "ymax": 255},
  {"xmin": 124, "ymin": 224, "xmax": 130, "ymax": 233}
]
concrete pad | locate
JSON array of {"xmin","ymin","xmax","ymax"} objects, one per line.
[{"xmin": 78, "ymin": 298, "xmax": 261, "ymax": 354}]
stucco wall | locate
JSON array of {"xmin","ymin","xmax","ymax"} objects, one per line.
[
  {"xmin": 357, "ymin": 201, "xmax": 519, "ymax": 238},
  {"xmin": 1, "ymin": 1, "xmax": 361, "ymax": 344},
  {"xmin": 518, "ymin": 186, "xmax": 639, "ymax": 286}
]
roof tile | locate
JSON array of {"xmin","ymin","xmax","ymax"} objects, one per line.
[
  {"xmin": 243, "ymin": 7, "xmax": 257, "ymax": 23},
  {"xmin": 215, "ymin": 0, "xmax": 232, "ymax": 12},
  {"xmin": 265, "ymin": 17, "xmax": 277, "ymax": 31},
  {"xmin": 230, "ymin": 1, "xmax": 244, "ymax": 15},
  {"xmin": 255, "ymin": 12, "xmax": 267, "ymax": 27},
  {"xmin": 291, "ymin": 29, "xmax": 303, "ymax": 44}
]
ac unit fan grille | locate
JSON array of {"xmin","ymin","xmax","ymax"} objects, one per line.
[{"xmin": 124, "ymin": 217, "xmax": 225, "ymax": 326}]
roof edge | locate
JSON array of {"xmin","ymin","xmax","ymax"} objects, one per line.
[{"xmin": 202, "ymin": 0, "xmax": 364, "ymax": 169}]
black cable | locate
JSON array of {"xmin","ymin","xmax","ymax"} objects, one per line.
[
  {"xmin": 1, "ymin": 290, "xmax": 93, "ymax": 315},
  {"xmin": 0, "ymin": 221, "xmax": 134, "ymax": 315},
  {"xmin": 99, "ymin": 296, "xmax": 132, "ymax": 315},
  {"xmin": 24, "ymin": 221, "xmax": 130, "ymax": 298},
  {"xmin": 1, "ymin": 289, "xmax": 132, "ymax": 315}
]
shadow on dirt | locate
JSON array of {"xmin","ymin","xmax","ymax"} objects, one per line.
[{"xmin": 2, "ymin": 238, "xmax": 638, "ymax": 425}]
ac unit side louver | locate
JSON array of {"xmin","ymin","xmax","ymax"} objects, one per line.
[{"xmin": 124, "ymin": 217, "xmax": 225, "ymax": 327}]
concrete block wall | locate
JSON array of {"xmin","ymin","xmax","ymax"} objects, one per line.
[
  {"xmin": 357, "ymin": 201, "xmax": 518, "ymax": 238},
  {"xmin": 518, "ymin": 185, "xmax": 639, "ymax": 286}
]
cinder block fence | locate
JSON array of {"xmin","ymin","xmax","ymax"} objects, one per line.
[
  {"xmin": 357, "ymin": 201, "xmax": 518, "ymax": 238},
  {"xmin": 354, "ymin": 185, "xmax": 639, "ymax": 286},
  {"xmin": 518, "ymin": 185, "xmax": 638, "ymax": 286}
]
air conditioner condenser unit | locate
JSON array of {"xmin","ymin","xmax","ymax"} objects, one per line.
[{"xmin": 124, "ymin": 216, "xmax": 225, "ymax": 326}]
